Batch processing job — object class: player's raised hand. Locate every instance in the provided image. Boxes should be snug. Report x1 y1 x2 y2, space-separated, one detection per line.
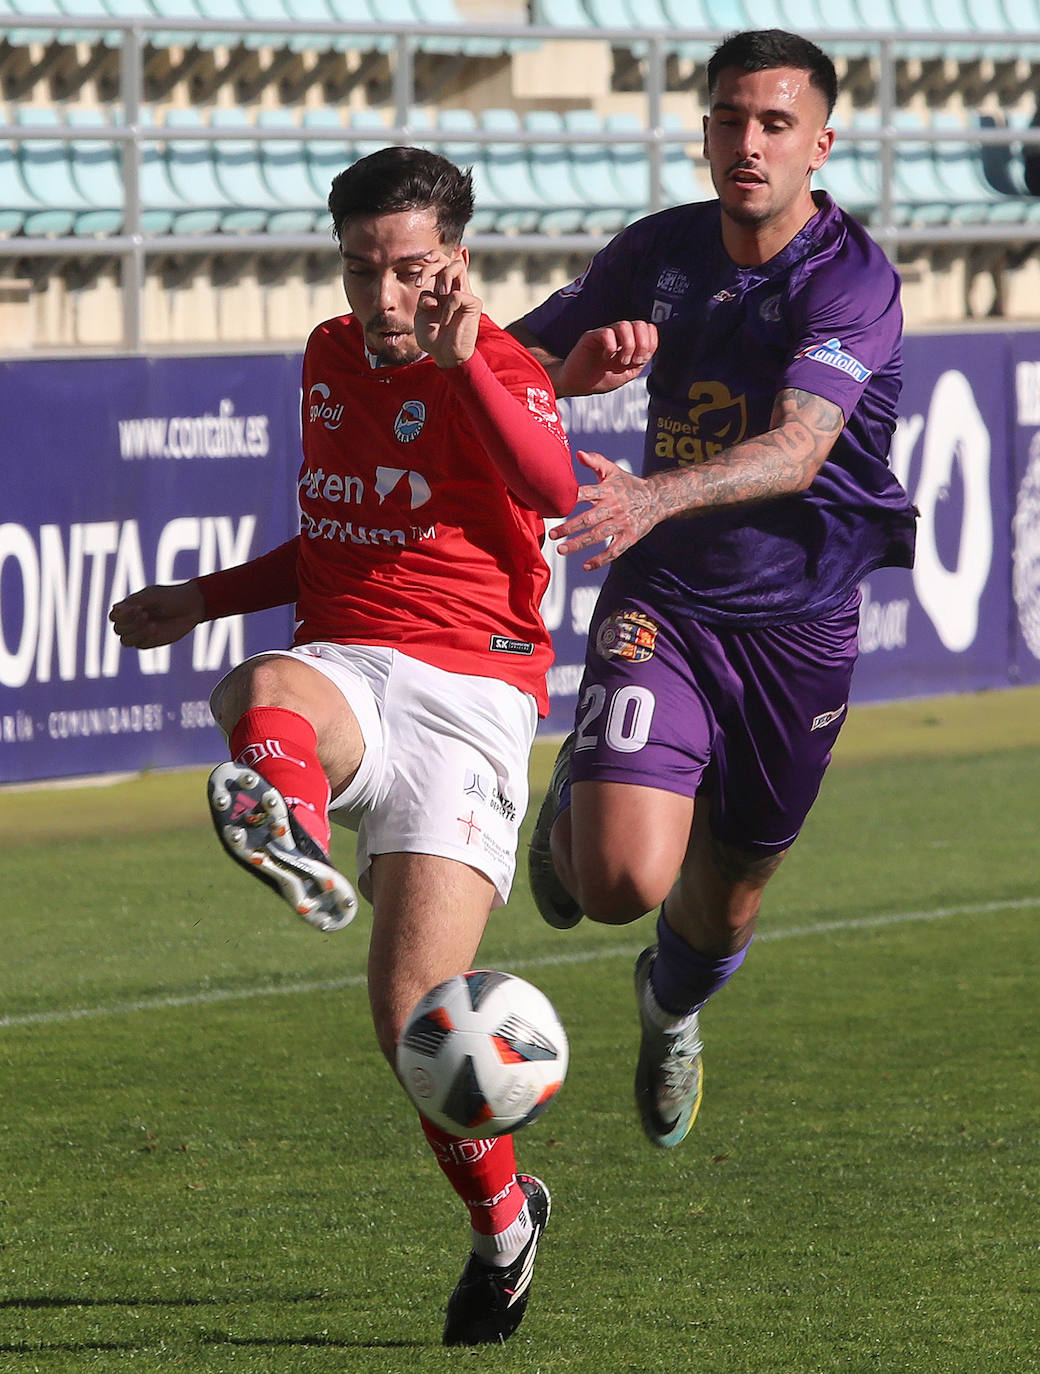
556 320 658 397
550 449 665 571
109 581 206 649
415 256 482 368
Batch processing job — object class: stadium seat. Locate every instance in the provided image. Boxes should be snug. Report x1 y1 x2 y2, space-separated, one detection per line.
477 107 545 234
521 109 587 234
302 106 359 205
255 108 327 227
280 0 372 52
161 108 259 231
210 108 318 231
16 106 124 234
560 107 631 232
1 137 78 235
815 139 878 220
529 0 591 28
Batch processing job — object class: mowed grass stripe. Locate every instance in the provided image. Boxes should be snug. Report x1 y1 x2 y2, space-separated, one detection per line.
3 892 1035 1031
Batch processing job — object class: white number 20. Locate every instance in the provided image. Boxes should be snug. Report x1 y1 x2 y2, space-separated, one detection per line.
575 683 656 754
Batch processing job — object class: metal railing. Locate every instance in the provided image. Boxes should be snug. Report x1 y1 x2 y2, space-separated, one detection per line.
2 16 1039 350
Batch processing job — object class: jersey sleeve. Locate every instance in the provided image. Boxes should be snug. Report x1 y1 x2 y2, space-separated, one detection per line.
195 536 300 620
444 324 577 515
781 238 903 422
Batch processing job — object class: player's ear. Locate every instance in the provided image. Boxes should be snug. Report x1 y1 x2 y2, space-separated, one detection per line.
811 126 835 172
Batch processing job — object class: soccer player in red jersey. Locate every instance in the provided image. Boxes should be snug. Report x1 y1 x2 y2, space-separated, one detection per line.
110 146 577 1347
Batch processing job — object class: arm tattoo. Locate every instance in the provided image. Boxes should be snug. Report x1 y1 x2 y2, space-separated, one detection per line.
643 387 845 522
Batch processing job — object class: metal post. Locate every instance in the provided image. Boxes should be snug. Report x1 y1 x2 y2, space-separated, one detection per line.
119 25 145 352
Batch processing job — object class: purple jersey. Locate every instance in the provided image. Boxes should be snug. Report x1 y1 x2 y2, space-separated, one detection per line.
524 193 917 625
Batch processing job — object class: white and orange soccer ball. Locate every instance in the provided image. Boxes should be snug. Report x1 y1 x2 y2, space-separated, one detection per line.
396 971 569 1138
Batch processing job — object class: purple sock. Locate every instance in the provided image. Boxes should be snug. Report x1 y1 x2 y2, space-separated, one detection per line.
649 909 751 1016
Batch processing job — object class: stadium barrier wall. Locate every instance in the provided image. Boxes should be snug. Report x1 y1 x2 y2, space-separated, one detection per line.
2 328 1040 785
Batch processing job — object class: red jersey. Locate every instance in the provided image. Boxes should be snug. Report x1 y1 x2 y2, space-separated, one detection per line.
293 312 573 714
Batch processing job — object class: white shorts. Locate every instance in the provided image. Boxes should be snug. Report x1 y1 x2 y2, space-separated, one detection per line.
211 643 537 908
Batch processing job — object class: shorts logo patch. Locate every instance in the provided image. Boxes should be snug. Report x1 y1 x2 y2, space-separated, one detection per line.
596 609 659 662
394 400 426 443
796 338 872 384
810 703 847 732
490 634 534 656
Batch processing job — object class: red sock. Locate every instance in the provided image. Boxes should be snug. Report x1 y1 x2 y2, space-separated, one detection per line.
228 706 332 852
420 1116 525 1238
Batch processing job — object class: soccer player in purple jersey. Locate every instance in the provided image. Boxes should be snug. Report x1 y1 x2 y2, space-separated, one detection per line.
510 29 918 1148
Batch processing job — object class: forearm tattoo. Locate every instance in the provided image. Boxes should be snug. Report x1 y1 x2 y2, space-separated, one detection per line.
645 388 844 521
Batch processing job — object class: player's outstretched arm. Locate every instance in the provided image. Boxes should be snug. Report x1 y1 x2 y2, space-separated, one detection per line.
109 582 206 650
110 536 301 650
508 319 657 399
552 388 845 571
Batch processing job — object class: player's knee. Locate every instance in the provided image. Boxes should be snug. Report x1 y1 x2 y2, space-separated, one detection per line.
574 862 670 926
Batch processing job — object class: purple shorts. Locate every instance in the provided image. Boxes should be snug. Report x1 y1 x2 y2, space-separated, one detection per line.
569 579 861 856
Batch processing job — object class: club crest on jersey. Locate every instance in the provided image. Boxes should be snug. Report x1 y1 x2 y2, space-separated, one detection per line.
796 338 872 384
596 609 659 662
394 400 426 443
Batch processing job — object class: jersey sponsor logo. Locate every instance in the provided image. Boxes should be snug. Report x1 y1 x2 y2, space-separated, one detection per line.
595 609 659 662
393 400 426 443
308 381 345 430
711 288 737 303
651 300 674 322
559 261 592 297
526 386 560 424
489 634 535 656
796 338 872 384
654 381 748 466
810 703 847 732
375 466 432 509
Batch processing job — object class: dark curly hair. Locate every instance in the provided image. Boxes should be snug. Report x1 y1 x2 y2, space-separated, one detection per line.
327 145 475 246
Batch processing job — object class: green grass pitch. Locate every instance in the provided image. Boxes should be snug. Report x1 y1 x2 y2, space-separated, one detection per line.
1 688 1038 1372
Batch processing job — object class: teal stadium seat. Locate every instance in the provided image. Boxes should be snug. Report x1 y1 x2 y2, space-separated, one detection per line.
561 107 635 232
146 0 220 51
280 0 372 53
301 106 358 205
210 107 317 232
16 106 123 234
194 0 275 50
159 108 247 231
522 109 587 234
255 108 328 227
657 0 719 61
478 107 546 234
529 0 590 28
1 134 78 235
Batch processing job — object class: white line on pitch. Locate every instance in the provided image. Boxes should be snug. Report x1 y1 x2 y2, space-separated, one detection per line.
1 895 1036 1032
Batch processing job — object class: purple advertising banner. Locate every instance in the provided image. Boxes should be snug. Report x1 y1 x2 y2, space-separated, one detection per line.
0 355 298 784
1008 334 1040 688
1 331 1036 783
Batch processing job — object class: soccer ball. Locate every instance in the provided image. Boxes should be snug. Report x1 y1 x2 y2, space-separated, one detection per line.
396 970 569 1138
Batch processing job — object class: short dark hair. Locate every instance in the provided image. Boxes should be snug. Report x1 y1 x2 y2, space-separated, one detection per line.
707 29 837 119
328 145 474 246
